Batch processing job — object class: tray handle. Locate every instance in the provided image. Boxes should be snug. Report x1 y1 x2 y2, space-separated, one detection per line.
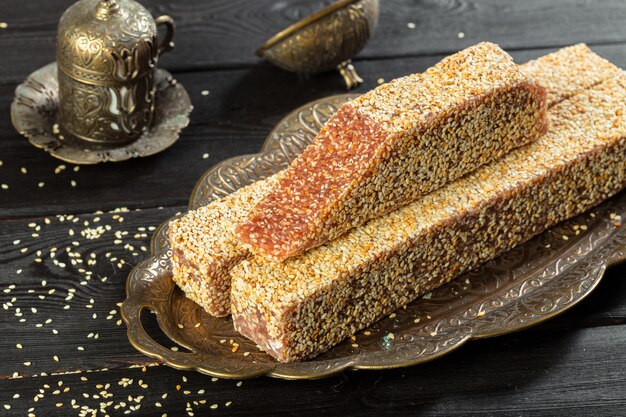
122 298 201 369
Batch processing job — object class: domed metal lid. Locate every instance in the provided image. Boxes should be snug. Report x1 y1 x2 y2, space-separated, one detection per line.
57 0 158 85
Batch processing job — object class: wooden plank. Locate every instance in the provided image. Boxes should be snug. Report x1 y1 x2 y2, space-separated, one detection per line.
1 206 625 379
2 0 626 83
1 324 626 416
0 206 180 378
3 43 626 217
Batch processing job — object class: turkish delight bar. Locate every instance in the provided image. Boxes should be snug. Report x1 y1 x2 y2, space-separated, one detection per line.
169 44 621 318
231 75 626 362
236 42 548 261
168 173 283 317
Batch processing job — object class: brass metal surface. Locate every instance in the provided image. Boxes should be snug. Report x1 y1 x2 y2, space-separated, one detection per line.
122 94 626 380
256 0 379 89
11 63 192 164
56 0 175 145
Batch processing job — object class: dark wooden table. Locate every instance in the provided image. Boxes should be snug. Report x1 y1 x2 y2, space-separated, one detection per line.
2 1 626 416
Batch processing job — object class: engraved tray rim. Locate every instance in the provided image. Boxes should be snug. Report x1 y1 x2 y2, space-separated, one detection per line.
121 94 626 380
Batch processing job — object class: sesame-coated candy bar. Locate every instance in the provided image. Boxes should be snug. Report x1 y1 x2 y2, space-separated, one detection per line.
231 75 626 362
168 173 283 316
520 44 622 107
169 44 620 318
236 42 548 261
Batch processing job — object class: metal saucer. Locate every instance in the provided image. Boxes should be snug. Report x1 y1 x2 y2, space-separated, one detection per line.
11 62 193 164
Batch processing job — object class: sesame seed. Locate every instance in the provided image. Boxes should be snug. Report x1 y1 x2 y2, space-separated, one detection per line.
407 22 416 29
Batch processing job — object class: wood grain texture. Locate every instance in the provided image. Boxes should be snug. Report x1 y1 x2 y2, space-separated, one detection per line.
0 207 180 377
2 1 626 415
1 324 626 416
1 207 625 379
2 0 626 83
3 44 626 217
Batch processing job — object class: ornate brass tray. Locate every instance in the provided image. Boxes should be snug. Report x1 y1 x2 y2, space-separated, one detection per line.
122 94 626 380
